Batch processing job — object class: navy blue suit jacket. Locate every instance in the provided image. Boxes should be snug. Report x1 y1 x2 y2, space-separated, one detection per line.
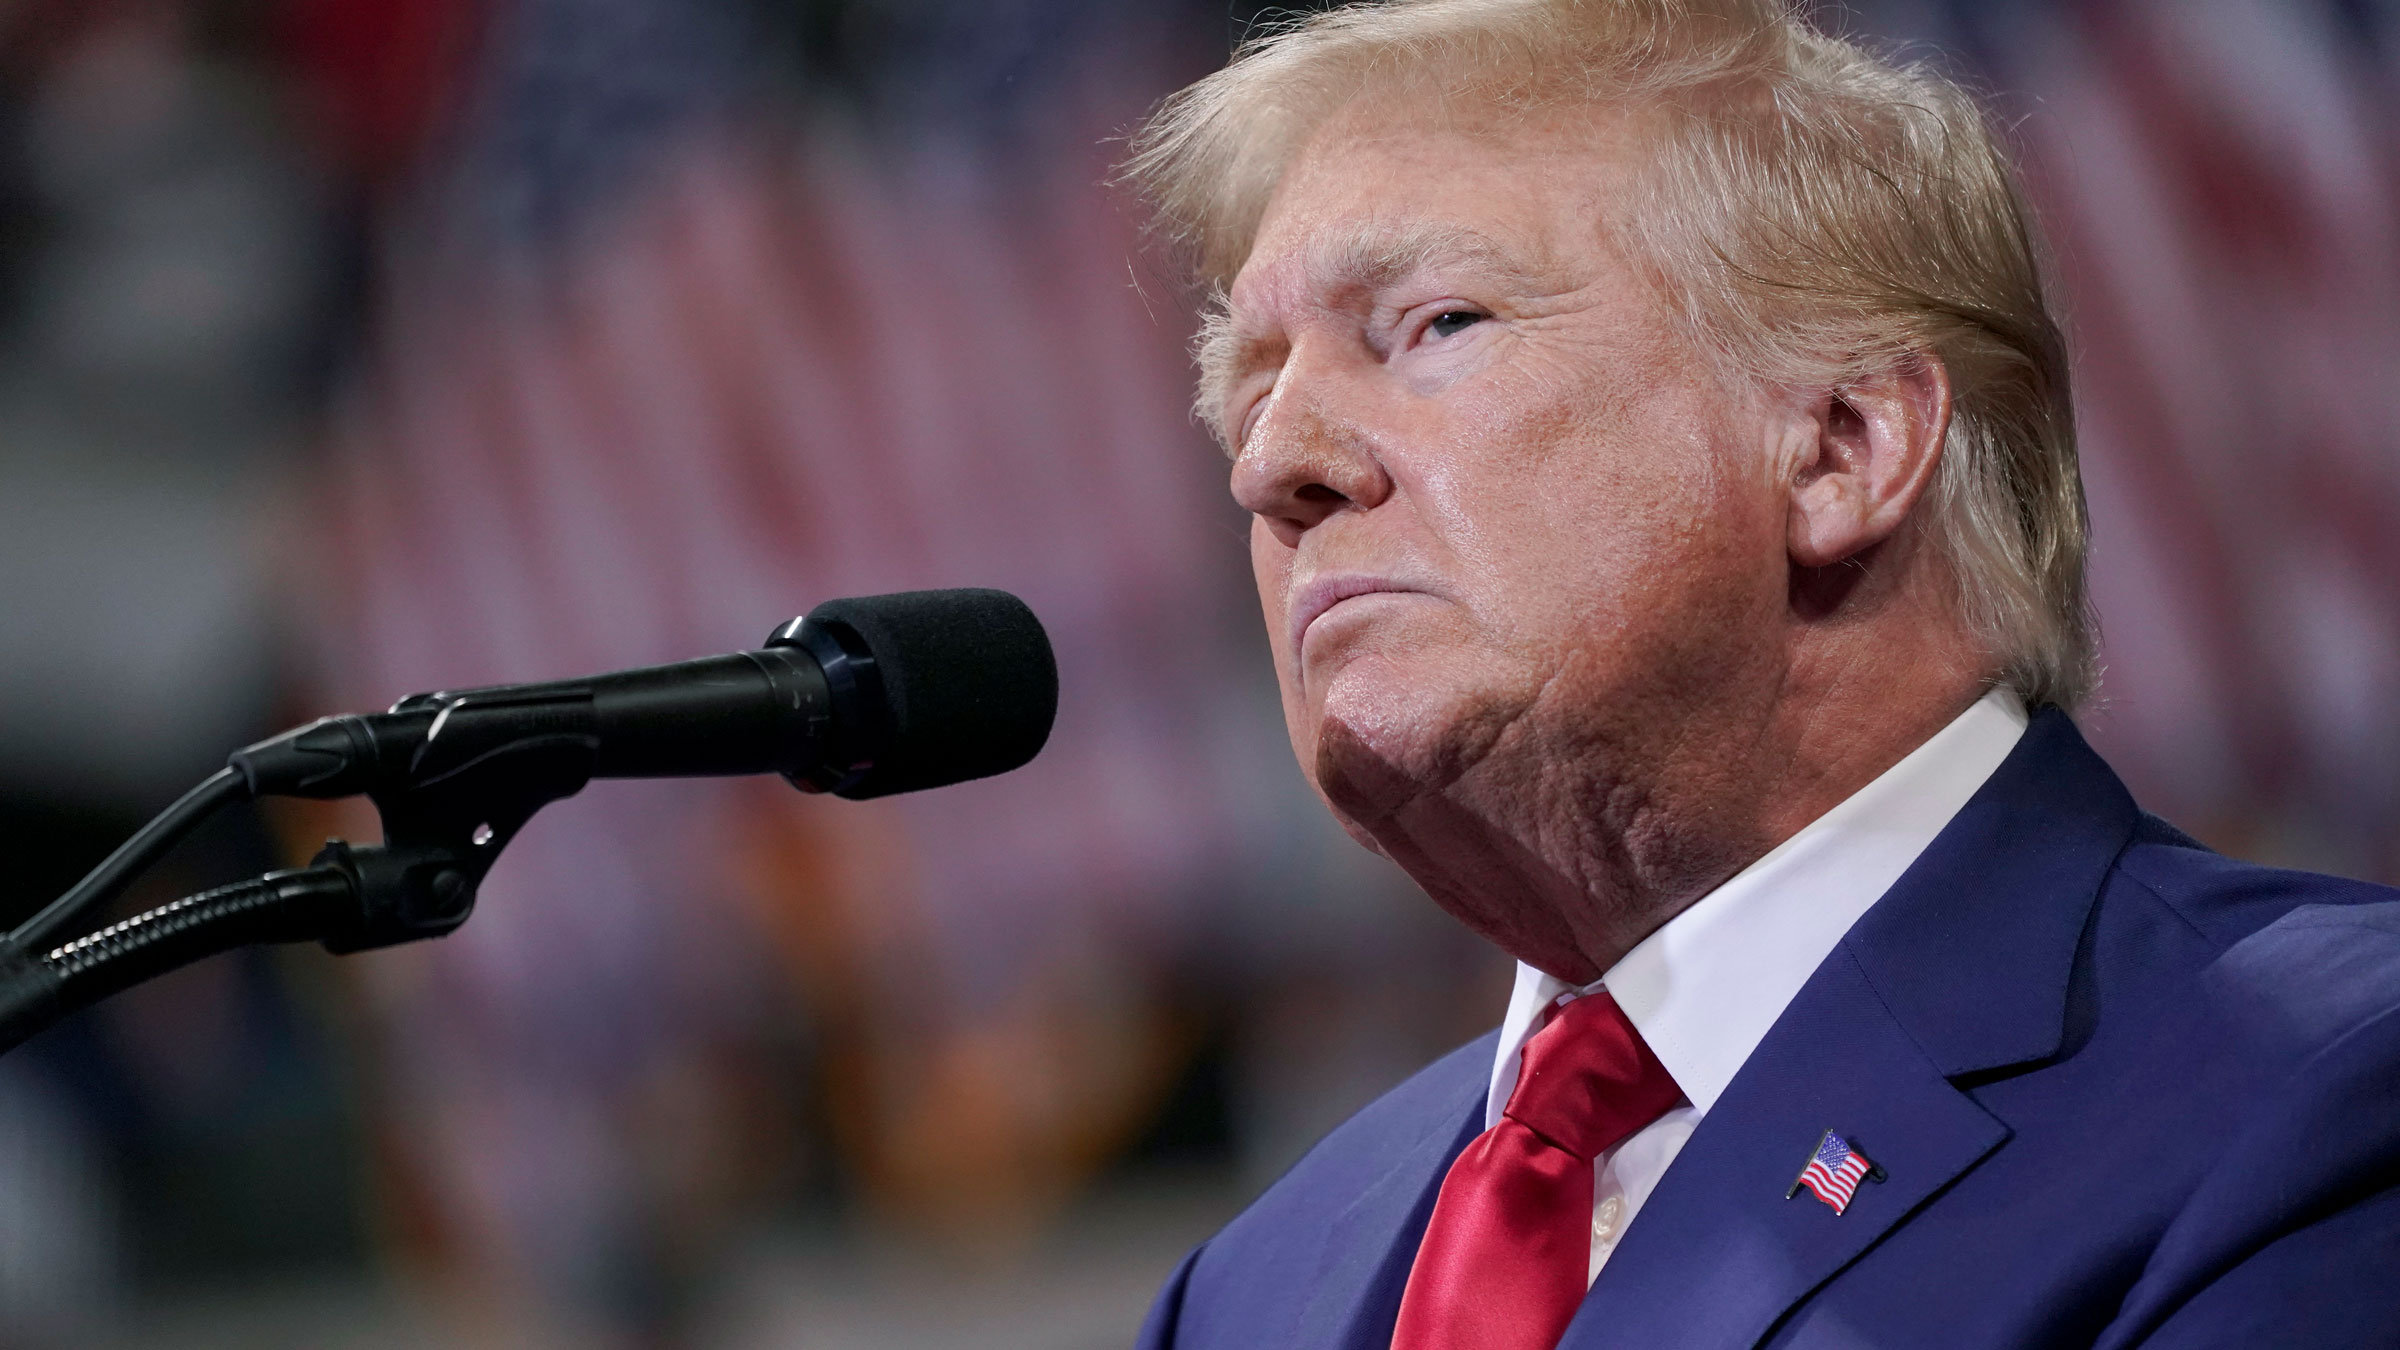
1138 712 2400 1348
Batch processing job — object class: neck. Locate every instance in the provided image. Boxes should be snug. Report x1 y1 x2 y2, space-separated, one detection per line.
1363 636 1989 986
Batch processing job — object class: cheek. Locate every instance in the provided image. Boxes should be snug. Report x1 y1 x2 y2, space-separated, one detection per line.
1442 394 1773 648
1574 453 1765 616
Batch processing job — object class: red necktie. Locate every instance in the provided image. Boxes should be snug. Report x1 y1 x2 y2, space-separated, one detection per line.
1390 991 1682 1350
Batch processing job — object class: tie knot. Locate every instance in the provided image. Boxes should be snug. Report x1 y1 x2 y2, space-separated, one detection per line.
1502 991 1682 1159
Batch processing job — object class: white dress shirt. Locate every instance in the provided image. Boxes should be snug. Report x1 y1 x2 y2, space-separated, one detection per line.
1483 688 2030 1283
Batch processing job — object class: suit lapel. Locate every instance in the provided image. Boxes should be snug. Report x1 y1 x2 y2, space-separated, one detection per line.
1565 948 2008 1347
1567 711 2139 1348
1294 1090 1485 1350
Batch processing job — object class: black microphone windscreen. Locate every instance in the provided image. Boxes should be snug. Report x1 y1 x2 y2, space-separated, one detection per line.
802 588 1058 799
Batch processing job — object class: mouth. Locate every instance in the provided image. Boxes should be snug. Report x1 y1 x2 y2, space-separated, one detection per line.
1289 575 1425 665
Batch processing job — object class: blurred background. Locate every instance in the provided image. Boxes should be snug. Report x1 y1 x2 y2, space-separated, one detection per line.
0 0 2392 1345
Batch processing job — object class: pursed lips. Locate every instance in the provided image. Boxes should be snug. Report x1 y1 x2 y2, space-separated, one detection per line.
1288 575 1427 665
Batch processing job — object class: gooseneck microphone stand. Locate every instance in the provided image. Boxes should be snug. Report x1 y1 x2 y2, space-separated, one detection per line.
0 587 1062 1058
0 693 609 1054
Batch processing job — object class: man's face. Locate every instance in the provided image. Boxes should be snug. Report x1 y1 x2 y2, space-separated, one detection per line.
1220 101 1792 870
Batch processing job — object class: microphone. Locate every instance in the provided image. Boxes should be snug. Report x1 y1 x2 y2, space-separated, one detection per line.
0 589 1054 1056
230 588 1057 803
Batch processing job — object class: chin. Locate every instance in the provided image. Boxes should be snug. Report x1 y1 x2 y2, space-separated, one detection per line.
1301 654 1520 828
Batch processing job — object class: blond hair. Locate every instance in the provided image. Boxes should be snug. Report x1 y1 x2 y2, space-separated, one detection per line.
1126 0 2096 709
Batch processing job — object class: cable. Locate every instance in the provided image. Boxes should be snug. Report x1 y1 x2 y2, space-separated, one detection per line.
9 767 250 950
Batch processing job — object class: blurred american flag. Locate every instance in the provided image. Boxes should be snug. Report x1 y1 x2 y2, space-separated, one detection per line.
1858 0 2400 881
287 0 1281 1318
278 0 2400 1327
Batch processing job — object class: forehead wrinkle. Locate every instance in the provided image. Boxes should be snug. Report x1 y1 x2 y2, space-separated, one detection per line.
1235 215 1569 332
1314 218 1547 296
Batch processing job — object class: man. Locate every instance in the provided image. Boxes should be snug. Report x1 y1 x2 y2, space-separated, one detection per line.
1124 2 2400 1347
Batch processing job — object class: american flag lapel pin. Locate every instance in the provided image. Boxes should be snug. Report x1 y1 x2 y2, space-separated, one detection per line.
1786 1129 1887 1215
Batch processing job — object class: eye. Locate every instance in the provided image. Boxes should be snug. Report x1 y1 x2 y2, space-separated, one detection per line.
1233 402 1262 455
1231 384 1274 455
1426 309 1485 340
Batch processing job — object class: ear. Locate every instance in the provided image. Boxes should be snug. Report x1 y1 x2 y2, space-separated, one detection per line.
1787 356 1953 568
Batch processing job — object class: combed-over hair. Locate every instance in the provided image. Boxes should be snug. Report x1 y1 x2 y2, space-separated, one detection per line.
1125 0 2096 709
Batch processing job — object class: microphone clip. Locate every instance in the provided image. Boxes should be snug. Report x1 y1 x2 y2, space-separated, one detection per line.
308 717 598 954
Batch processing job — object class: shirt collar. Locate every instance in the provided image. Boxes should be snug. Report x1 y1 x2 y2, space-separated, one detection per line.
1485 688 2031 1129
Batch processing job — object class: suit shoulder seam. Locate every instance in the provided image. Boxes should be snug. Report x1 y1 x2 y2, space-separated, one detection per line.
2110 864 2219 948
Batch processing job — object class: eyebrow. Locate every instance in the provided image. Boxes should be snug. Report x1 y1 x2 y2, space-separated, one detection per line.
1193 308 1252 455
1196 221 1560 450
1311 220 1555 295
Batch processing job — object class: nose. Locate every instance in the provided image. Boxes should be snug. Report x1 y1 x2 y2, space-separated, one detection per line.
1230 353 1395 549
